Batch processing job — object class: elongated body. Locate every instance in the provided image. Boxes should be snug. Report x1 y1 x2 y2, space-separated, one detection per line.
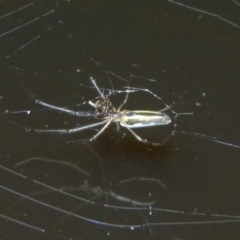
119 111 171 128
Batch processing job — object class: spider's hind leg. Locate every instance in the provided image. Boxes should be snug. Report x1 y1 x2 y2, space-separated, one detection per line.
123 124 172 146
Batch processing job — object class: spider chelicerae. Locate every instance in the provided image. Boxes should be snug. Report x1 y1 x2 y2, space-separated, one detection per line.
27 77 172 146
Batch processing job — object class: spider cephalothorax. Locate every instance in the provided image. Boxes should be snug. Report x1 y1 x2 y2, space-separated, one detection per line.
94 97 116 119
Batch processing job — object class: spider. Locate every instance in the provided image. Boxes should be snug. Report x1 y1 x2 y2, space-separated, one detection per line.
28 77 172 146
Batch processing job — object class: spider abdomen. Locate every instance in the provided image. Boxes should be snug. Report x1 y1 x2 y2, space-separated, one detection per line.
120 111 171 128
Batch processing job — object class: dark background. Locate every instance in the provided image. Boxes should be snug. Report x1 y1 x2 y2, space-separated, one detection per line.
1 1 240 239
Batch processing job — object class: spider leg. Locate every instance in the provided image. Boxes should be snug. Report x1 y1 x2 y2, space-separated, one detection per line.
116 122 120 131
90 76 105 98
117 90 130 111
21 80 94 117
123 124 172 146
125 87 193 117
68 119 113 143
35 99 94 117
31 120 108 134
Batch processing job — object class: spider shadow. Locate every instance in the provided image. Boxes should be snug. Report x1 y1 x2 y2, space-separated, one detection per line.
90 126 189 164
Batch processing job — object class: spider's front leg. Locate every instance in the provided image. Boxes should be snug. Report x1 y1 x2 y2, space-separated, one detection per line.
21 81 94 118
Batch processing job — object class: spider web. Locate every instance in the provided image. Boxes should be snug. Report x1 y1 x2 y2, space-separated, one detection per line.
1 1 240 240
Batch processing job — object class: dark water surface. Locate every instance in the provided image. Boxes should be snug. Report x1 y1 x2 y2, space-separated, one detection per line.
1 1 240 240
